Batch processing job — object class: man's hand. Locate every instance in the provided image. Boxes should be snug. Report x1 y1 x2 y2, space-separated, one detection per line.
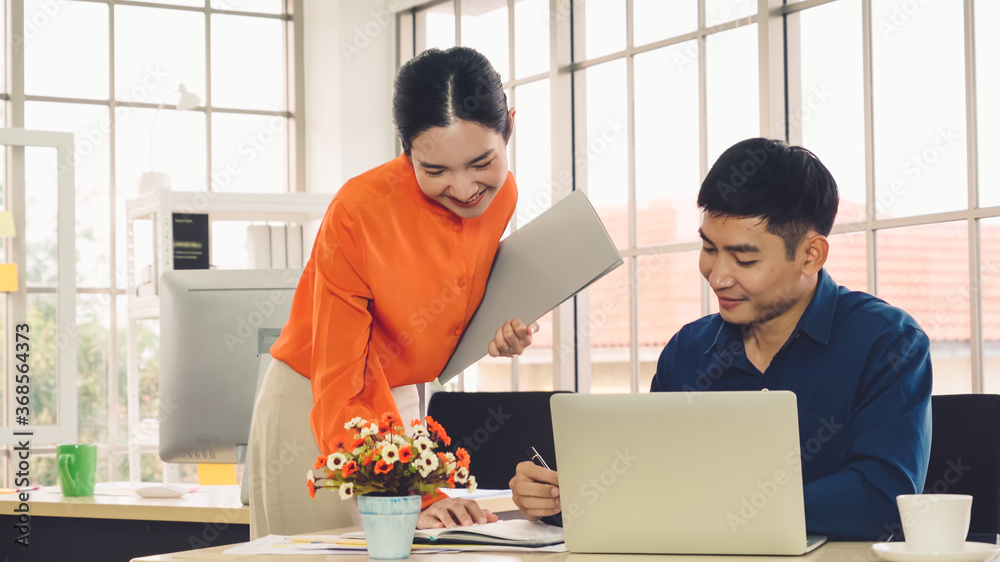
488 319 540 357
417 497 498 529
510 461 561 521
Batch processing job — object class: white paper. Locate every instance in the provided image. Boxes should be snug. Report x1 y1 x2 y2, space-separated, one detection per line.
224 534 566 555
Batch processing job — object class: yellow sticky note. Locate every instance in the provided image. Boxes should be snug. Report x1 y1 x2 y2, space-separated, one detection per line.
198 463 237 486
0 263 18 292
0 211 14 237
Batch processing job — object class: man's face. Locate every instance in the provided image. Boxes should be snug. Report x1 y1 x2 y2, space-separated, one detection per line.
698 213 812 327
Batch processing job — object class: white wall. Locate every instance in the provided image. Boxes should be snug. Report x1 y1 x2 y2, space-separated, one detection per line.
302 0 400 194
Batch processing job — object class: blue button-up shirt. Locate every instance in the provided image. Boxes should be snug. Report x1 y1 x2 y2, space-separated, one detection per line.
650 269 932 540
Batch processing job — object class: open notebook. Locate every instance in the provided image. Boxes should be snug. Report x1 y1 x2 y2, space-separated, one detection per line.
342 519 564 547
438 190 622 383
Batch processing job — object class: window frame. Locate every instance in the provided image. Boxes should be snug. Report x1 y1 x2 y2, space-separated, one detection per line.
400 0 1000 395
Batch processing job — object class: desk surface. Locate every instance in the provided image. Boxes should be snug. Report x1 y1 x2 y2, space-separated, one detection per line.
133 527 874 561
0 482 248 524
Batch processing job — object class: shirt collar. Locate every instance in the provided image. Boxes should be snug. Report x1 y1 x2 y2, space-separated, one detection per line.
704 268 838 355
794 268 838 346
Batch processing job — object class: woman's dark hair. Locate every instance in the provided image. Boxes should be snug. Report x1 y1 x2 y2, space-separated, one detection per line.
697 138 839 260
393 47 511 155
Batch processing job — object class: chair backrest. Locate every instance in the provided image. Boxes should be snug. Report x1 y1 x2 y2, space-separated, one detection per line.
924 393 1000 535
426 390 571 489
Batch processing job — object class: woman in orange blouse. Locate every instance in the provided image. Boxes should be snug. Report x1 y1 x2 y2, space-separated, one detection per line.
248 47 538 539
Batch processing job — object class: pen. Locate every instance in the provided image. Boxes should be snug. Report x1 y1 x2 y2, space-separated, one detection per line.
526 446 563 527
0 485 41 494
528 446 551 470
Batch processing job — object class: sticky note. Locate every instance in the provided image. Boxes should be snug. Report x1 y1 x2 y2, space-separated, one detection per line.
198 463 237 486
0 263 18 292
0 211 13 237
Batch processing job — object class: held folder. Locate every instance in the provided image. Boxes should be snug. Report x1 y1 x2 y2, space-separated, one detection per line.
438 189 623 384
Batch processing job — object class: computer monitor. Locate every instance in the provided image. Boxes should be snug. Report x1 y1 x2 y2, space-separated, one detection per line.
158 268 302 464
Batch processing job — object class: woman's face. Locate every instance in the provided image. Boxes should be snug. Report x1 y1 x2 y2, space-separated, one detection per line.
409 116 511 219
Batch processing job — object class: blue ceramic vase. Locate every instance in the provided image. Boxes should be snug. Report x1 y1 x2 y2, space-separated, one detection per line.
357 494 422 559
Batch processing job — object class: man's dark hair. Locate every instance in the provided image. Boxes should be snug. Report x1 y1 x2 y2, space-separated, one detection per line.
393 46 510 155
697 138 839 260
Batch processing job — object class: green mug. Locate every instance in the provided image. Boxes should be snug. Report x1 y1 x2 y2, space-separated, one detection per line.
57 444 97 497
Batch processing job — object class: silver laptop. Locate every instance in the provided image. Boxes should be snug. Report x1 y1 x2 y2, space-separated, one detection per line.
550 391 827 555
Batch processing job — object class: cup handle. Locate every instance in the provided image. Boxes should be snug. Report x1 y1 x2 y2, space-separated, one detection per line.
58 454 77 490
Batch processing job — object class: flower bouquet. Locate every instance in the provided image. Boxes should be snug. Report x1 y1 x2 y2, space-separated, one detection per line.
306 412 477 559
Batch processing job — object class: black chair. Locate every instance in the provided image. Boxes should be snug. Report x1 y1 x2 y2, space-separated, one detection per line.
923 393 1000 538
426 390 571 490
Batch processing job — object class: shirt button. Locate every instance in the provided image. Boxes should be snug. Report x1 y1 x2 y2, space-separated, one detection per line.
454 329 462 336
458 279 466 288
453 224 462 232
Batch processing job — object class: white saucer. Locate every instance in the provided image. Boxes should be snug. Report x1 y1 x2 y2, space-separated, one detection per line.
871 542 1000 562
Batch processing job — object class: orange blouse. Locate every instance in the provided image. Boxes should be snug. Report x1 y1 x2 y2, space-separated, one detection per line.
271 153 517 455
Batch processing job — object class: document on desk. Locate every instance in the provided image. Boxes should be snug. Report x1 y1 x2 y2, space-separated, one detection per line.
224 524 567 555
438 189 623 383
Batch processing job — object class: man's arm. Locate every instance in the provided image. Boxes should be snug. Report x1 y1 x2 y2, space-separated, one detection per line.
803 327 932 540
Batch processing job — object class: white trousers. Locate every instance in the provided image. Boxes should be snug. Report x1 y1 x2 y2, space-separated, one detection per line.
247 358 420 539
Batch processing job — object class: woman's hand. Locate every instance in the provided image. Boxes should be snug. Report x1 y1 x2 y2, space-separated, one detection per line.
488 319 540 357
510 461 561 521
417 497 499 529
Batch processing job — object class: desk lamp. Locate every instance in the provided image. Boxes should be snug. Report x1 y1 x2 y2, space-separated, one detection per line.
138 83 202 192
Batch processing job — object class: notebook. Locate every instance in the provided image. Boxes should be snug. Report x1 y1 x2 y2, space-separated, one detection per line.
342 519 564 547
550 391 828 555
438 189 623 383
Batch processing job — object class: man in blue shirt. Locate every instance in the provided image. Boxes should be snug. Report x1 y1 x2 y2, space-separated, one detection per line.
510 138 932 541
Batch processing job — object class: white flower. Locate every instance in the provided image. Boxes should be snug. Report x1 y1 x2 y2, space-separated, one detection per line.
417 452 439 478
381 443 400 464
444 452 456 463
467 475 478 493
361 423 379 437
453 466 469 484
339 482 354 499
345 417 364 430
413 436 434 454
307 469 314 482
392 434 408 447
327 453 348 471
411 424 430 438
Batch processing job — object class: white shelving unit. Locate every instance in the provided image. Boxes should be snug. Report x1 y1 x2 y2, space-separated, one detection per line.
124 187 333 481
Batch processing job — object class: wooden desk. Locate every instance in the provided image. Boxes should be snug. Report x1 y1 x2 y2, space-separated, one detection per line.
133 527 876 561
0 483 249 562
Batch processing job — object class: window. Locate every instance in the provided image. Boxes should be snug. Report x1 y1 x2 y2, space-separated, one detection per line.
2 0 298 486
403 0 1000 396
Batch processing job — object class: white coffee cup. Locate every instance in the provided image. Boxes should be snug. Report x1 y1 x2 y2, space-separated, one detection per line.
897 494 972 553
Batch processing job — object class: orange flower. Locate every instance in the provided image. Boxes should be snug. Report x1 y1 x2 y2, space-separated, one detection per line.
314 456 328 470
437 452 449 464
330 434 349 451
380 412 400 433
456 448 471 469
362 450 377 466
374 460 392 475
307 479 317 499
351 436 367 450
425 417 451 446
342 460 359 477
398 445 414 464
